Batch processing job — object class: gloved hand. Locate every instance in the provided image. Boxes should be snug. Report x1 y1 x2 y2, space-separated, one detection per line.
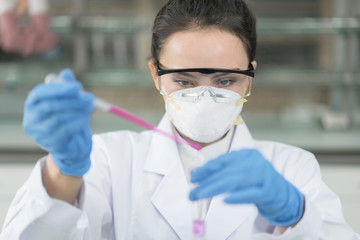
23 69 94 177
189 149 304 226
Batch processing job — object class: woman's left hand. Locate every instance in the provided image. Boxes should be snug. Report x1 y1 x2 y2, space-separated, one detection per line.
189 149 304 226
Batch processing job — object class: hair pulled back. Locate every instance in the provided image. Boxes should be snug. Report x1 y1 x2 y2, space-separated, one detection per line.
151 0 257 63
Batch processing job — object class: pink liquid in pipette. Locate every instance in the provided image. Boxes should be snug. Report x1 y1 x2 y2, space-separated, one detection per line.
108 106 202 150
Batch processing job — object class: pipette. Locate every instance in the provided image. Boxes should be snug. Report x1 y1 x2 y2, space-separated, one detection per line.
44 74 202 151
94 98 202 150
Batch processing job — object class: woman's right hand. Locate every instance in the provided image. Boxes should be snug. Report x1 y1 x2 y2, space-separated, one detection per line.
23 69 94 177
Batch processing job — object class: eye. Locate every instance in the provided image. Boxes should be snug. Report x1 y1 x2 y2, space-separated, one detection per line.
217 79 235 87
174 80 193 86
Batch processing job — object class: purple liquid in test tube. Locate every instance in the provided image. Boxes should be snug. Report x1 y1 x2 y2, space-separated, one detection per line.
193 220 205 238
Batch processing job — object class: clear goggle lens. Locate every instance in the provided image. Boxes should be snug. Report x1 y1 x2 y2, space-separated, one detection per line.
165 86 241 103
158 70 253 100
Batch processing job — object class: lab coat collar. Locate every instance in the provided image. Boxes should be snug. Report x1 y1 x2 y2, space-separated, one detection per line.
229 120 257 151
144 116 257 239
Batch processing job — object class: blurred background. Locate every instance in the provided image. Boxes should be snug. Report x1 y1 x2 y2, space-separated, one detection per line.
0 0 359 232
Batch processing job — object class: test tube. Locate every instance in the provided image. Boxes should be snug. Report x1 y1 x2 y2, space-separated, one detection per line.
193 199 207 239
190 152 207 239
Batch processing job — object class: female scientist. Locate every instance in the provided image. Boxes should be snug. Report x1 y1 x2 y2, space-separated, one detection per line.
1 0 358 239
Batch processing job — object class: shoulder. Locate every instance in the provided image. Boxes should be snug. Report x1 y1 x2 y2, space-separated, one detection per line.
255 140 315 163
254 140 320 182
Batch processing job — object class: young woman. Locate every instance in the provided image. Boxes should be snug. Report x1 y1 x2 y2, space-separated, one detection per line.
1 0 358 239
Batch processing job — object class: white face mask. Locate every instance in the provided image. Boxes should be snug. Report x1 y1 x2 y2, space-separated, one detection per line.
165 86 247 143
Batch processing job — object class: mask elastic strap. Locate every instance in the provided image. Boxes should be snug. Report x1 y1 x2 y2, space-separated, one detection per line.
232 98 247 126
160 80 181 110
167 97 181 110
236 98 248 106
232 116 244 125
167 115 175 122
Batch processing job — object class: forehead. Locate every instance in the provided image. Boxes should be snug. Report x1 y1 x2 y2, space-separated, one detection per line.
159 28 249 69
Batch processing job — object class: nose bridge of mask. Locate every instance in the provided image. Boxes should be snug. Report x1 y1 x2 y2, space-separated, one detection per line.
166 90 214 111
196 86 217 102
167 86 219 109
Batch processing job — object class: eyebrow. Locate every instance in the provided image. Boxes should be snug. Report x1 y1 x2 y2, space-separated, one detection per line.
173 72 197 79
210 72 235 80
172 72 238 81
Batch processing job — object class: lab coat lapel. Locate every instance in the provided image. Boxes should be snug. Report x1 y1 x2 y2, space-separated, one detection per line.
144 116 193 239
206 122 258 239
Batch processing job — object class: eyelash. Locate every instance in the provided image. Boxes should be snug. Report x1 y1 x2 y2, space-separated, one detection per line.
173 80 194 86
216 79 236 87
172 78 237 87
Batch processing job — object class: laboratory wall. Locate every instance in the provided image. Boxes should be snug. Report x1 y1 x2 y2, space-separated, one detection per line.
0 0 359 233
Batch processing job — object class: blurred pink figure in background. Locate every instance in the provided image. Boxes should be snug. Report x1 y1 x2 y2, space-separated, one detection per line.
0 0 58 57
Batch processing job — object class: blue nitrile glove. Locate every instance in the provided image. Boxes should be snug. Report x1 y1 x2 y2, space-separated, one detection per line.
23 69 94 177
189 149 304 226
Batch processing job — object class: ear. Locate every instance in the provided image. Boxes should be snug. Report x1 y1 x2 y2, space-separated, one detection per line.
251 60 257 70
148 60 160 90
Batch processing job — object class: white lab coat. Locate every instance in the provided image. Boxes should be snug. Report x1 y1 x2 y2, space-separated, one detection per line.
1 116 358 240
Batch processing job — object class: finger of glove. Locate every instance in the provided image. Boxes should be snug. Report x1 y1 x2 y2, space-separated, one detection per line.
190 149 257 183
24 93 94 129
224 187 263 204
26 82 82 107
59 69 77 83
190 174 246 200
57 126 92 160
189 165 262 201
190 155 230 183
190 150 258 183
45 114 91 147
29 115 89 148
189 149 272 200
24 103 91 134
28 93 94 120
223 165 287 208
26 113 90 148
259 168 289 207
51 126 92 162
50 129 92 177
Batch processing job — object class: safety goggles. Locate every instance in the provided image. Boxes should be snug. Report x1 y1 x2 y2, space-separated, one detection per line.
157 63 255 98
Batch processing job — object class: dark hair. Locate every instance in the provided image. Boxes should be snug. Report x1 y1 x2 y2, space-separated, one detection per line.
151 0 257 63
